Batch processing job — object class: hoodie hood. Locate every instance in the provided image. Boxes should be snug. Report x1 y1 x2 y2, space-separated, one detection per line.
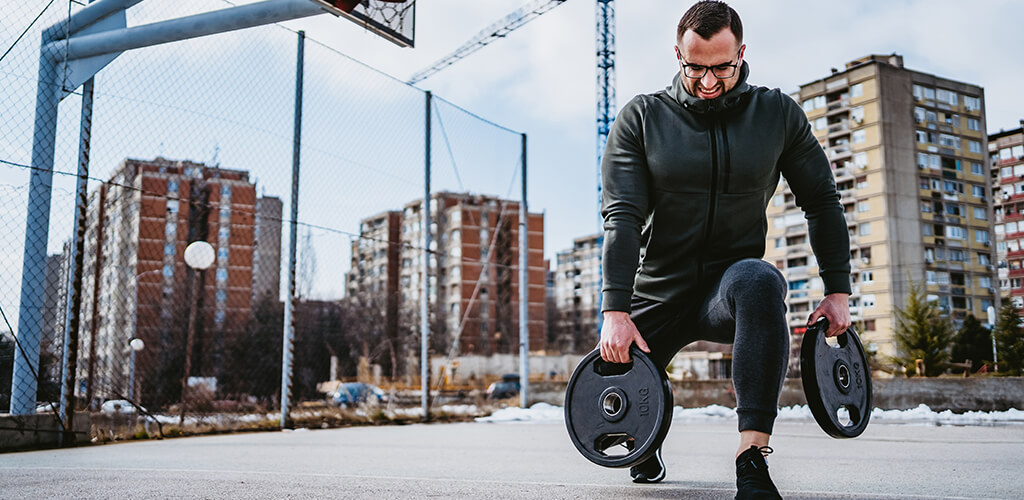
670 60 753 115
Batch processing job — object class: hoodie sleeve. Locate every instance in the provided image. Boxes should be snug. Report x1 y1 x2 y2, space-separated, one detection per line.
777 93 852 295
600 96 649 312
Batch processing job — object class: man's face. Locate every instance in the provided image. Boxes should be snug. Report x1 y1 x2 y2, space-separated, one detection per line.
675 27 745 100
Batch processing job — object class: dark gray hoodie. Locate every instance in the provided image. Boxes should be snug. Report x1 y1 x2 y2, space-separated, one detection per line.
601 62 851 312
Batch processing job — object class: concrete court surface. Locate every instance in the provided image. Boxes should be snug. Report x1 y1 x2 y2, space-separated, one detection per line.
1 418 1022 499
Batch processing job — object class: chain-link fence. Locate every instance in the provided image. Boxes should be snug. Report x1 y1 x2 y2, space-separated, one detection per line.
1 1 541 445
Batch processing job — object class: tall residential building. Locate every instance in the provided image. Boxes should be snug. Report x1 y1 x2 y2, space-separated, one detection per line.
78 158 260 405
553 233 601 353
252 196 283 306
991 125 1024 307
346 191 546 358
766 54 994 365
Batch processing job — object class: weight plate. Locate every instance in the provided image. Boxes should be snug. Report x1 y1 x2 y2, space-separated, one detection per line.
564 348 673 468
800 319 872 438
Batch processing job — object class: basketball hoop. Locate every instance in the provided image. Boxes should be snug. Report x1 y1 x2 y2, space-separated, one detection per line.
315 0 416 48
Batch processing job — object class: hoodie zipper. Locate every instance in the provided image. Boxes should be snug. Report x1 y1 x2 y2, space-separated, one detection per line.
700 120 727 286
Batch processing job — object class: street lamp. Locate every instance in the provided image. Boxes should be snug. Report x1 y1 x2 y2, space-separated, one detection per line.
180 241 215 425
128 337 144 401
988 305 998 372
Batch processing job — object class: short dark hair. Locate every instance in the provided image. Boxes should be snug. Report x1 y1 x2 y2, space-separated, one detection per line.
677 1 743 45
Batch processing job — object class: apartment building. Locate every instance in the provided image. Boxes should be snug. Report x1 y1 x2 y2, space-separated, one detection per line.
346 191 546 357
991 125 1024 306
552 233 601 353
77 158 275 405
767 54 993 363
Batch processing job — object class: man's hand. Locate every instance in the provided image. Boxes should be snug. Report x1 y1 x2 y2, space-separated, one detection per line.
807 293 851 337
600 311 650 363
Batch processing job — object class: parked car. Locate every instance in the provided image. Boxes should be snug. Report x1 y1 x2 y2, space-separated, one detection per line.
100 399 145 415
332 383 387 408
486 374 520 400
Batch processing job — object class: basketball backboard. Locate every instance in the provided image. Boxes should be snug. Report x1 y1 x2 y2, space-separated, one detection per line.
314 0 416 48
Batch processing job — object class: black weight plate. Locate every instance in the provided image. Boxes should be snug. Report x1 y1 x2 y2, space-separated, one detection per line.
800 319 872 438
564 348 673 468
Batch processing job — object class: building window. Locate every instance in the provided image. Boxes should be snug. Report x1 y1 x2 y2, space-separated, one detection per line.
852 129 866 144
164 243 175 256
964 96 981 112
850 83 863 98
967 118 980 131
978 253 991 266
862 294 875 308
975 230 990 243
850 106 864 123
168 180 179 192
861 271 874 283
855 175 868 189
945 226 966 239
162 264 174 277
857 201 869 213
970 162 983 176
936 88 958 106
216 268 228 282
969 141 982 154
858 223 871 236
974 207 987 220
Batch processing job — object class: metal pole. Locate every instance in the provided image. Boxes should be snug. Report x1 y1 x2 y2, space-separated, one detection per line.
179 270 201 426
59 75 94 445
988 305 998 372
519 133 529 409
281 30 304 429
54 0 327 61
11 40 63 415
421 91 432 421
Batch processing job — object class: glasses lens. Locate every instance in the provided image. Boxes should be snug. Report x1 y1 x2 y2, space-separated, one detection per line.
683 66 706 79
712 66 736 79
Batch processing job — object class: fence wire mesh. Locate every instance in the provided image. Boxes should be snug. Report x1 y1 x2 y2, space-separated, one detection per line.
1 0 539 444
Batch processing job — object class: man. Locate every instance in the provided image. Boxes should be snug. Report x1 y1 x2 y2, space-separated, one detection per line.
599 1 851 498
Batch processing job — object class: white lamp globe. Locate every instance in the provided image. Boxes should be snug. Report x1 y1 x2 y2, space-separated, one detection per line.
129 338 145 351
184 241 216 270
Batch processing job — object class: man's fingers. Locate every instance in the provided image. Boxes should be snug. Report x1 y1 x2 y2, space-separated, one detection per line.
806 310 822 326
634 333 651 353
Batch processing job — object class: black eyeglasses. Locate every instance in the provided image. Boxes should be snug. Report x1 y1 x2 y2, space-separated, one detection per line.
678 50 741 80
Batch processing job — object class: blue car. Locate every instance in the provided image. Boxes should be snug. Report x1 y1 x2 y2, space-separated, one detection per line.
332 383 387 407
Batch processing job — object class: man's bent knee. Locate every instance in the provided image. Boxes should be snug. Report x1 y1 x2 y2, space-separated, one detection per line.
728 259 787 298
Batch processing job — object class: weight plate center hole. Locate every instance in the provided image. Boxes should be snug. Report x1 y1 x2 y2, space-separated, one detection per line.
603 392 623 417
837 364 850 389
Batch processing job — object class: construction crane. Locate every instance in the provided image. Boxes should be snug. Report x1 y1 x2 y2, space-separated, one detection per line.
407 0 568 85
594 0 614 337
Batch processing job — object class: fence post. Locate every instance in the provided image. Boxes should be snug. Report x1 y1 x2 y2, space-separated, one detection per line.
421 91 432 421
58 76 95 445
281 30 304 430
519 133 529 408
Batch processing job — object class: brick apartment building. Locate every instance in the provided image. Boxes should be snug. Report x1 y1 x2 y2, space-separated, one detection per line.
346 191 546 359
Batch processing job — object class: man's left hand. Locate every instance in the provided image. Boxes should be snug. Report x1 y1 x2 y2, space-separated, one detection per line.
807 293 851 337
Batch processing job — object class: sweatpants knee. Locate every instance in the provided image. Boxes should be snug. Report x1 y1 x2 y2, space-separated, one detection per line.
728 259 787 300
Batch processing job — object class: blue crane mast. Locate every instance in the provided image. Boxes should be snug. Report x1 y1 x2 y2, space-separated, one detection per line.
595 0 614 336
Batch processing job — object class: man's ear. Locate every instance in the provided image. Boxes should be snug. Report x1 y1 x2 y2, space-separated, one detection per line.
738 43 746 62
674 45 681 60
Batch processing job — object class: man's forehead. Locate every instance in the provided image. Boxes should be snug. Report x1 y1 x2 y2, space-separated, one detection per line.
678 28 739 63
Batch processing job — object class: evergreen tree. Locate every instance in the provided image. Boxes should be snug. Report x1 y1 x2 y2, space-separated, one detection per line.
992 301 1024 375
951 314 993 373
891 280 954 376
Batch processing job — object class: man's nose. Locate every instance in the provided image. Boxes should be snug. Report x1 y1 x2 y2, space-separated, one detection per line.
700 71 718 89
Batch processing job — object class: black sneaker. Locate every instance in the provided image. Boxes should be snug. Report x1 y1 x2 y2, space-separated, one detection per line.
630 448 665 483
735 445 782 500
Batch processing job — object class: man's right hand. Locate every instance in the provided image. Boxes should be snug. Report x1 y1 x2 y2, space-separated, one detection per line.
600 311 651 364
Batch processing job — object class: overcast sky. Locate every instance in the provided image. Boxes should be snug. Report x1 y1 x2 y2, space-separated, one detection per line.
2 0 1022 315
284 0 1024 265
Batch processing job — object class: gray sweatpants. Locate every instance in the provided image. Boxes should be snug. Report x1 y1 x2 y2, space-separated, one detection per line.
629 258 789 434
